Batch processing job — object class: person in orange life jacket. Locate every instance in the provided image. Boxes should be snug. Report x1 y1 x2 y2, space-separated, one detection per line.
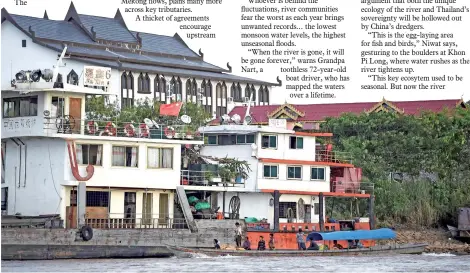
257 236 266 250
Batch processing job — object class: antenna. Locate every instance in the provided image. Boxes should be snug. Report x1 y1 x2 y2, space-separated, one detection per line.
53 46 67 83
243 91 253 125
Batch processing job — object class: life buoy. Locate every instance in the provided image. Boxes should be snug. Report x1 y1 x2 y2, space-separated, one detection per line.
86 121 98 135
104 122 117 136
81 225 93 241
139 124 149 138
124 123 135 137
186 129 194 139
164 126 175 138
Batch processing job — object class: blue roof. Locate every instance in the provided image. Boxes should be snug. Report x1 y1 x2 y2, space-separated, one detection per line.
134 32 199 58
9 14 95 44
306 228 396 241
40 42 224 72
77 14 137 44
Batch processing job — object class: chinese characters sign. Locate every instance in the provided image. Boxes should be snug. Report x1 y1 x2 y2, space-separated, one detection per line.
83 66 111 88
268 119 287 129
2 117 37 134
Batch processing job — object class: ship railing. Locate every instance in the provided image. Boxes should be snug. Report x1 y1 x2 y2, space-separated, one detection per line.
331 181 374 195
315 149 353 164
84 213 188 229
43 117 204 141
180 170 245 187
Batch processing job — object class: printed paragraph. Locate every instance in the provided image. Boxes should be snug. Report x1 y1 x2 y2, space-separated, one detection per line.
360 0 470 91
240 0 348 99
122 0 223 39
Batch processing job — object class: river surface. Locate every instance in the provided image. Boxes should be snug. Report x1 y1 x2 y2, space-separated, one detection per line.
2 253 469 272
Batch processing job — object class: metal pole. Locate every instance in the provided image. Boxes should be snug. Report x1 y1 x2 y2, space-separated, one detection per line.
222 191 226 218
319 192 324 232
273 190 280 231
369 195 375 230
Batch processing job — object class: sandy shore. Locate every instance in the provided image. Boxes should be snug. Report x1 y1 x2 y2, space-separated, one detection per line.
394 229 470 254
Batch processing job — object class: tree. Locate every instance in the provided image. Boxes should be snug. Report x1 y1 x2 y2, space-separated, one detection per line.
321 108 470 227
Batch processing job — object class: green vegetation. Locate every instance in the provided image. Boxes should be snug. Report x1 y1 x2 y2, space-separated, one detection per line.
85 96 211 130
322 107 470 227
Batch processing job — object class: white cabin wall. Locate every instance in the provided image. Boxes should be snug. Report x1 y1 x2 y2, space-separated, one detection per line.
257 134 316 161
200 145 258 190
217 192 272 226
63 140 182 190
257 162 331 192
2 138 66 216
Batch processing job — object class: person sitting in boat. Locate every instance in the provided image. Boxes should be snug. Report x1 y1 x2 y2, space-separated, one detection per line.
268 233 275 250
355 240 364 248
333 240 343 249
348 240 356 249
243 237 251 250
257 236 266 251
214 239 221 249
307 239 319 251
296 228 306 250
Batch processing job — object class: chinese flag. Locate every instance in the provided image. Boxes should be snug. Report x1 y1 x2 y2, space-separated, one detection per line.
160 102 183 116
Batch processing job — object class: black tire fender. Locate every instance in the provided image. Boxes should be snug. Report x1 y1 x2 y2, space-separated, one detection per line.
81 225 93 241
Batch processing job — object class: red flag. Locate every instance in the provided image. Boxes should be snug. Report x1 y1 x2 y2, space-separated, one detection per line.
160 102 182 116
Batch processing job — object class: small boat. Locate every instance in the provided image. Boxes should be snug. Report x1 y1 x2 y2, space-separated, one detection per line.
168 228 428 257
168 244 427 257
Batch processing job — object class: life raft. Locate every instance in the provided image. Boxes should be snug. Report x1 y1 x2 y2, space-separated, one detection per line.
164 126 175 138
124 123 135 137
103 122 117 136
86 121 98 135
139 123 150 138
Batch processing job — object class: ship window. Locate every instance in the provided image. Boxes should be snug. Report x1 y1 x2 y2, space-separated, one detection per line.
290 136 303 149
279 202 297 218
287 166 302 180
51 97 65 118
311 167 325 180
217 135 236 145
76 144 103 166
314 203 320 215
147 147 173 169
3 96 38 118
236 135 246 144
263 165 278 178
86 191 109 207
207 135 217 145
22 40 26 47
261 135 277 149
112 146 138 167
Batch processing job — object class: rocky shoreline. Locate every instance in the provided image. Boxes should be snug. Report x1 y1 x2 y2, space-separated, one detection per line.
394 229 470 255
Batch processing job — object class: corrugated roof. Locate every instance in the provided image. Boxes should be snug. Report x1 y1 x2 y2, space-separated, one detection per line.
78 14 137 44
133 31 198 58
40 42 225 71
227 99 464 123
9 14 94 44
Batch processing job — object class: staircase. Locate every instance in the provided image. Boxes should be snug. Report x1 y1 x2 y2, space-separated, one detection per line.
175 186 198 232
173 200 188 229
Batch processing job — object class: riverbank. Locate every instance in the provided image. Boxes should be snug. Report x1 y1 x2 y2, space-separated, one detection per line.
394 229 470 254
